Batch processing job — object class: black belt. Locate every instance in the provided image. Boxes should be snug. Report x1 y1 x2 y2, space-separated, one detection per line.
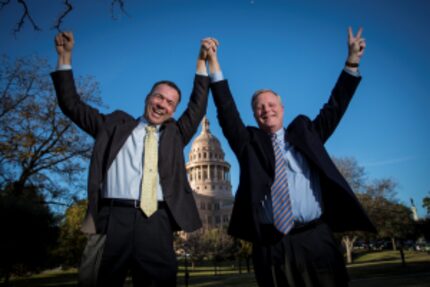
290 218 323 234
101 198 167 209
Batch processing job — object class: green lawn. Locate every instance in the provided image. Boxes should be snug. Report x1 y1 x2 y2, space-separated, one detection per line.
3 251 430 287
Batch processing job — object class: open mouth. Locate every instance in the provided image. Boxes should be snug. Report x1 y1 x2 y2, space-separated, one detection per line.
151 107 165 118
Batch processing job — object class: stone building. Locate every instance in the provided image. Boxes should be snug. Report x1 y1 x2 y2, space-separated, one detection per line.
186 117 234 229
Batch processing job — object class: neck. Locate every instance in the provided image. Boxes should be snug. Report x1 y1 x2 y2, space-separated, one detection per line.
262 126 283 134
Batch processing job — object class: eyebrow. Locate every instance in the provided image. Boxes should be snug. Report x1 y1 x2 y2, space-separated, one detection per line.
154 93 177 106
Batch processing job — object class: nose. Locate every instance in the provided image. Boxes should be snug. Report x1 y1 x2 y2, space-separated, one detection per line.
155 98 167 109
261 104 268 113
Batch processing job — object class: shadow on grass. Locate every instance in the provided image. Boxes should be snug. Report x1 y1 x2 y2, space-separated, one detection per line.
349 261 430 287
1 272 77 287
3 257 430 287
349 260 430 279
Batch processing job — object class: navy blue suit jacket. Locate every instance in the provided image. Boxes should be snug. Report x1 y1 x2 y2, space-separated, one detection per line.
211 70 376 244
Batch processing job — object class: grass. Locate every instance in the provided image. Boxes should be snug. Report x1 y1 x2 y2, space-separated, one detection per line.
352 250 430 264
346 250 430 286
2 251 429 287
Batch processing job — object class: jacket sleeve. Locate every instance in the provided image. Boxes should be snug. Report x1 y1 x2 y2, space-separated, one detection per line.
176 74 210 146
51 70 105 138
312 70 361 143
210 80 250 157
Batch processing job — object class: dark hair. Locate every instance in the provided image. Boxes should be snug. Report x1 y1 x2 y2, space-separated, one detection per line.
147 80 182 104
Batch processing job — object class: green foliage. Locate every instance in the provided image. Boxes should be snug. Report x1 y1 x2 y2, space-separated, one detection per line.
360 180 415 240
53 200 88 268
204 228 235 263
178 227 235 269
423 194 430 215
333 156 416 263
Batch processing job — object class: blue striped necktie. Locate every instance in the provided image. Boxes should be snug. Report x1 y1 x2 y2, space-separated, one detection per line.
271 133 294 235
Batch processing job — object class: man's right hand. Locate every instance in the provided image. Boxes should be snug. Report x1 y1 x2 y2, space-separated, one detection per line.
205 38 221 74
55 32 74 66
197 37 219 75
199 37 219 61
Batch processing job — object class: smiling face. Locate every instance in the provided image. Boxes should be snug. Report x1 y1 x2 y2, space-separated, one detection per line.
144 83 180 125
252 90 284 134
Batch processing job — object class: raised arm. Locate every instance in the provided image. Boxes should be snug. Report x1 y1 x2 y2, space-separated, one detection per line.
208 41 250 157
51 32 105 138
345 27 366 73
313 27 365 143
176 38 213 145
55 31 74 66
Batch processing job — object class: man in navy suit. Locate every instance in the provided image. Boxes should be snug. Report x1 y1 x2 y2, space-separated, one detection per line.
52 32 216 286
206 28 375 286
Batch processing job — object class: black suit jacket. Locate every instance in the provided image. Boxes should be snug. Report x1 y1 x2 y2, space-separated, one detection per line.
51 70 209 234
211 70 376 244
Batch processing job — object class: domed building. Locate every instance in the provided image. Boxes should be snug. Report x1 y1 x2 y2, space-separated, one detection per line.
186 116 234 229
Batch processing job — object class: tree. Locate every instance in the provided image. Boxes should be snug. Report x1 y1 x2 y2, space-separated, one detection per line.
177 227 235 273
332 156 366 192
0 0 128 35
0 55 104 206
331 156 416 263
423 193 430 215
205 228 235 275
332 156 366 263
235 239 252 274
54 199 87 268
177 230 209 269
363 179 415 250
0 185 59 285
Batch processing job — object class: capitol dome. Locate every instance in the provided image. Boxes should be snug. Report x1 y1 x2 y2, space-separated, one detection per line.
186 116 233 228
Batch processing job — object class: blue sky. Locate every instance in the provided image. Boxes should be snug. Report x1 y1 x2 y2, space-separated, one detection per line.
1 0 429 217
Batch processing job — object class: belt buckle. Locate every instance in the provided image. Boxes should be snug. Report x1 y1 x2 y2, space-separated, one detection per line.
133 200 139 208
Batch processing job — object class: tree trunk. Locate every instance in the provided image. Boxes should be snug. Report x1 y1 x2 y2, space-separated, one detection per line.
342 235 357 264
391 237 397 251
238 258 242 274
246 256 251 273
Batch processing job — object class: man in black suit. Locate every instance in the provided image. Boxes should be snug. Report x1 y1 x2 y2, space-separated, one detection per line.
51 32 215 286
206 28 376 286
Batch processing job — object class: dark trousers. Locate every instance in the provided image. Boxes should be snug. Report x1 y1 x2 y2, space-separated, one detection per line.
252 221 349 287
96 203 177 287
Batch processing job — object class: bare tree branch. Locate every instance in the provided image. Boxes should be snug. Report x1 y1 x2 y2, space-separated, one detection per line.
0 77 34 118
35 199 71 207
2 0 131 34
111 0 129 20
0 0 12 10
14 0 41 34
53 0 73 32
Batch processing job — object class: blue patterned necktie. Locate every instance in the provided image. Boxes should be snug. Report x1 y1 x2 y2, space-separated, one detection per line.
271 133 294 235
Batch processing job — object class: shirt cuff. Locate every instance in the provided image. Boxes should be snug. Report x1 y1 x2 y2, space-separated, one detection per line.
343 67 360 77
57 64 72 71
210 71 224 83
196 71 209 77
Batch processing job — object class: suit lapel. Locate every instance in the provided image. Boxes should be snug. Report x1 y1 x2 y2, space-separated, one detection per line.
285 124 316 162
253 129 275 180
106 120 139 170
158 122 172 180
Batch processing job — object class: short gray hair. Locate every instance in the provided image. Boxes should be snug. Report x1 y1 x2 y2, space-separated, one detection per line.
251 89 282 111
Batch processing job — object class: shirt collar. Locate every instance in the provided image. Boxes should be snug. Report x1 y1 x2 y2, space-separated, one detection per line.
139 116 161 131
273 128 285 141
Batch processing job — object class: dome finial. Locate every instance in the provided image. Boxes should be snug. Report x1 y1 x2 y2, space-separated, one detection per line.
202 115 210 134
